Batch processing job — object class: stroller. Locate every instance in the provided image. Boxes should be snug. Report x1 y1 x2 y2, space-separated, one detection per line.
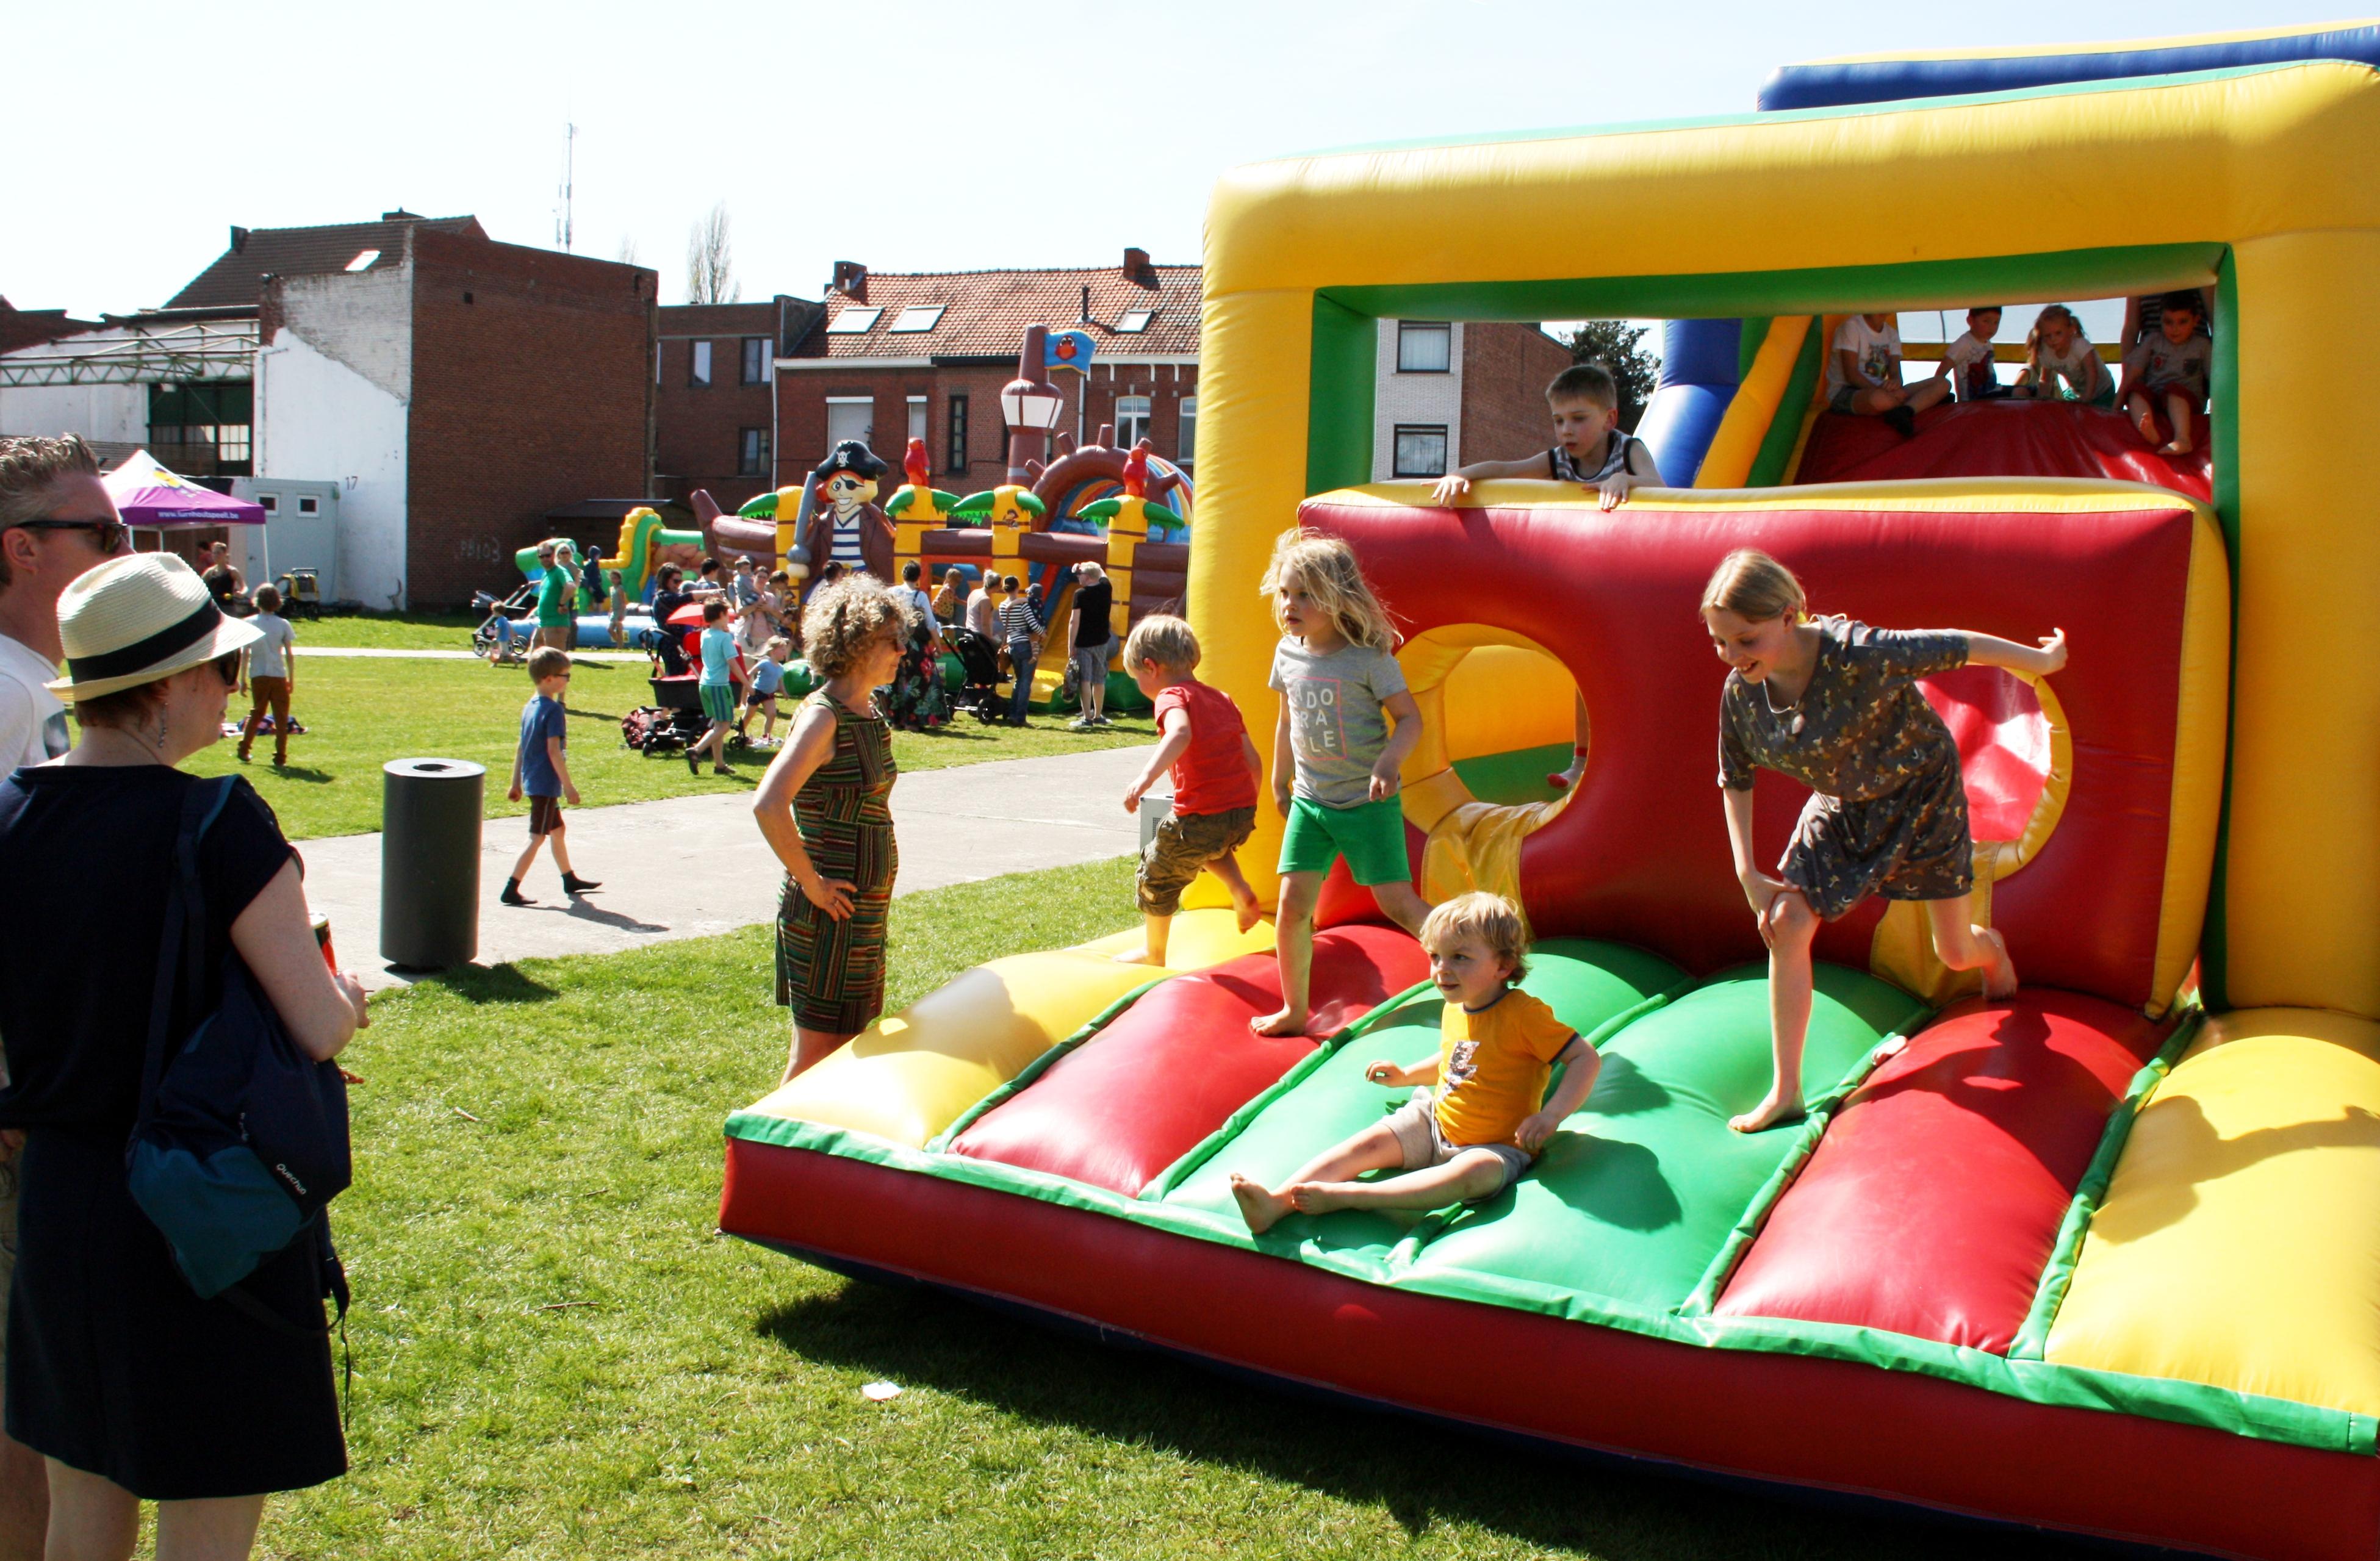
945 628 1008 724
470 584 537 661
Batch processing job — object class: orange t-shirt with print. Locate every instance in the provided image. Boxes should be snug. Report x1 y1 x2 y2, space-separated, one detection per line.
1433 988 1579 1147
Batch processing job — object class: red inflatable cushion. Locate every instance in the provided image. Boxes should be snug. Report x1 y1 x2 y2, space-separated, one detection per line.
1714 991 2168 1353
948 925 1431 1194
1794 399 2212 500
1921 666 2051 844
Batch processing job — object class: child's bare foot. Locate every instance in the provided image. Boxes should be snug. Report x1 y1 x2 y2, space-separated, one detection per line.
1250 1006 1307 1037
1231 1174 1294 1233
2159 437 2194 456
1112 946 1164 967
1979 927 2018 999
1871 1034 1908 1064
1730 1090 1805 1133
2135 412 2160 445
1231 887 1263 934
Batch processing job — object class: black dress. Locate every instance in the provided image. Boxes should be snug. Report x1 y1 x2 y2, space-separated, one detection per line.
0 765 346 1500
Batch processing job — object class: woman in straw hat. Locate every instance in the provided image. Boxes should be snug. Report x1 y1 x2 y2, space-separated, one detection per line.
0 552 365 1558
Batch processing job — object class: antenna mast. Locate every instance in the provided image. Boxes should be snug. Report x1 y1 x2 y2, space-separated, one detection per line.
556 122 576 253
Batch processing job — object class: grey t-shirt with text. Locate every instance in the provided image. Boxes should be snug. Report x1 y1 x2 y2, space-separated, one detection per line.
1269 638 1408 809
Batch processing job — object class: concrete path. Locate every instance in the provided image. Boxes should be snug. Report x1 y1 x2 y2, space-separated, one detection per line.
300 742 1155 991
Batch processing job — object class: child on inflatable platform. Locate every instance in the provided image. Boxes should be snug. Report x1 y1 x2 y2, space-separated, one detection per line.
1430 362 1657 792
1932 306 2012 403
1253 528 1432 1038
2015 305 2115 408
2119 291 2213 458
1703 550 2066 1133
1115 614 1265 966
1232 892 1598 1233
1824 313 1948 438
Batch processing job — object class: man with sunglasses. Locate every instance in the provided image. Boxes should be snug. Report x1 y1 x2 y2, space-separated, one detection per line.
0 432 127 1559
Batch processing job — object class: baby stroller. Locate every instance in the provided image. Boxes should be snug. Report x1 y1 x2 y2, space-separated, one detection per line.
945 628 1007 724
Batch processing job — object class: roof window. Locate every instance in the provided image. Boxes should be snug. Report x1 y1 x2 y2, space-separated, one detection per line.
344 249 381 272
1115 309 1154 333
825 307 882 334
889 305 945 332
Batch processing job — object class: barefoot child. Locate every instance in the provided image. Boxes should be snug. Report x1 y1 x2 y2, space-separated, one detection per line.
2119 291 2212 456
1233 893 1598 1233
503 647 600 905
1253 528 1432 1036
1825 312 1948 437
1703 550 2066 1132
1430 362 1660 791
2015 304 2114 407
1116 614 1264 964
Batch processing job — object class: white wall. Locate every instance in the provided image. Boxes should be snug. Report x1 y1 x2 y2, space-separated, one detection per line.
1371 319 1465 482
254 265 411 608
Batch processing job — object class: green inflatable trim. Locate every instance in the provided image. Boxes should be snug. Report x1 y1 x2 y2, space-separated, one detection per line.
1743 319 1825 488
1449 744 1570 805
728 944 2378 1456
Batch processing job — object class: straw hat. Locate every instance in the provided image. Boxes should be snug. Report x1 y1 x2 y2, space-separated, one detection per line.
47 552 262 701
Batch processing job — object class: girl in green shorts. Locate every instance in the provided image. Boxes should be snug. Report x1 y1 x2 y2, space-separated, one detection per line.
1252 528 1432 1038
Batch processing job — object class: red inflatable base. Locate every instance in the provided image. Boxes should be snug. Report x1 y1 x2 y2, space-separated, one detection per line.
721 1139 2379 1561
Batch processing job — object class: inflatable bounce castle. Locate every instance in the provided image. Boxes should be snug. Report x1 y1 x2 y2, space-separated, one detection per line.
721 24 2380 1558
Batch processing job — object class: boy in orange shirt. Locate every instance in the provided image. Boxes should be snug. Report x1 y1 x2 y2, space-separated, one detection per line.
1232 892 1598 1232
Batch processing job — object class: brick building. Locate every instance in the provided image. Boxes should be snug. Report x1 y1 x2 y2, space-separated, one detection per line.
653 297 822 512
1371 318 1578 480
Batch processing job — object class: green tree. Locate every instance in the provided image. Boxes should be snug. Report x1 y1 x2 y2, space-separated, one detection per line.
1562 320 1660 431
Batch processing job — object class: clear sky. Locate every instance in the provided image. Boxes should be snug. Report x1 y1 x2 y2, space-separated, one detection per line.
4 1 2348 321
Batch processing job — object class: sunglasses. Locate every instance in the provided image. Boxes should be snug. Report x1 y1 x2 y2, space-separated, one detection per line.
213 651 242 687
16 517 128 554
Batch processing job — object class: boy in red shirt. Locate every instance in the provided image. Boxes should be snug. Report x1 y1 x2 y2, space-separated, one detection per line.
1116 614 1264 965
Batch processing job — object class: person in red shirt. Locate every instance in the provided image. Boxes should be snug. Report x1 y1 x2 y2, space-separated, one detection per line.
1115 614 1263 965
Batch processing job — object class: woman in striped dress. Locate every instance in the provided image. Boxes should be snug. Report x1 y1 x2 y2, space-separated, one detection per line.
755 576 906 1080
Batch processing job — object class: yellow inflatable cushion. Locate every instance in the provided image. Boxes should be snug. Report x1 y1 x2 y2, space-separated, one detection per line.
2046 1008 2380 1418
741 908 1273 1147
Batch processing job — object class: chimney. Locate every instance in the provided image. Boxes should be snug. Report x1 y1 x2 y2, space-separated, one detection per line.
830 260 868 301
1080 285 1091 323
1123 246 1153 287
381 208 420 221
229 226 250 254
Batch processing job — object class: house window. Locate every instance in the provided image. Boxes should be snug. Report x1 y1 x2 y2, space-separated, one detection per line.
947 393 969 474
825 396 874 450
738 427 770 476
741 337 769 384
1115 309 1154 333
257 494 279 514
297 495 319 515
1115 395 1152 449
825 307 881 334
214 424 251 470
690 340 713 387
889 305 945 332
907 395 928 451
1392 425 1449 477
1177 396 1196 468
1397 321 1452 373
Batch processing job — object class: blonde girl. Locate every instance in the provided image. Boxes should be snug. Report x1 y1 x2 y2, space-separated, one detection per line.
1703 549 2066 1132
1253 528 1431 1037
2016 304 2115 408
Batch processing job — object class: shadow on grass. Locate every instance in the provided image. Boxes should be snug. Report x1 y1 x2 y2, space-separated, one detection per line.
256 764 337 784
755 1280 2096 1561
402 961 561 1004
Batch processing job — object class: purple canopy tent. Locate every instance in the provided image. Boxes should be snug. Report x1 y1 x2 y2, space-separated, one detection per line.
102 450 265 527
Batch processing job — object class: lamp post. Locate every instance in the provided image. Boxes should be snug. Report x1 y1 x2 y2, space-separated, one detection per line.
1001 324 1067 484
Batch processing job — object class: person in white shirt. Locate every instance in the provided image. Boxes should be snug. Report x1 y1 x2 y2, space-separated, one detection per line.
1932 306 2013 403
0 431 131 1559
1824 312 1949 438
237 584 300 766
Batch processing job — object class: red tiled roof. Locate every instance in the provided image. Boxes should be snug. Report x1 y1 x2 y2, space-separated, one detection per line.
165 214 487 309
790 264 1201 361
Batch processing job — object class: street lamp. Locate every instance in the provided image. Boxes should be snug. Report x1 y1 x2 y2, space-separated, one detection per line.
1002 324 1068 483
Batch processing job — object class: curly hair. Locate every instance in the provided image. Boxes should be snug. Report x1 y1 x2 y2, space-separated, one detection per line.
1418 891 1533 982
0 433 101 590
800 574 907 677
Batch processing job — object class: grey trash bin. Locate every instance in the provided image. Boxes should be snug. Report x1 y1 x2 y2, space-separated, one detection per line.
381 757 485 969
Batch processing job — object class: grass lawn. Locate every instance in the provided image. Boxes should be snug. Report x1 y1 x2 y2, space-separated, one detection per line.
261 856 2088 1561
182 655 1156 839
295 611 489 651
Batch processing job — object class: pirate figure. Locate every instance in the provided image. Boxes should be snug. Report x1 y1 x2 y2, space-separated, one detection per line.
800 440 893 596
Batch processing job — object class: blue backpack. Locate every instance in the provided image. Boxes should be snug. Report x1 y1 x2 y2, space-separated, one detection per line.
128 777 351 1324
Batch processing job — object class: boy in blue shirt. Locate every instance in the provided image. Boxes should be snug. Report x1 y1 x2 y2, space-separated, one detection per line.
686 600 739 776
738 634 792 744
503 647 599 905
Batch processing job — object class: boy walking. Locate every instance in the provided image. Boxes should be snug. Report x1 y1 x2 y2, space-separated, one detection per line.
687 600 739 775
1115 615 1264 964
235 584 299 766
503 647 599 905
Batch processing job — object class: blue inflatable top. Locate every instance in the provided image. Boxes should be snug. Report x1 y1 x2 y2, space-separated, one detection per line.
1758 21 2380 112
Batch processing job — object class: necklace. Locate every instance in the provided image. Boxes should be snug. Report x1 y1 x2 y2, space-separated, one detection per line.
1760 679 1808 736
